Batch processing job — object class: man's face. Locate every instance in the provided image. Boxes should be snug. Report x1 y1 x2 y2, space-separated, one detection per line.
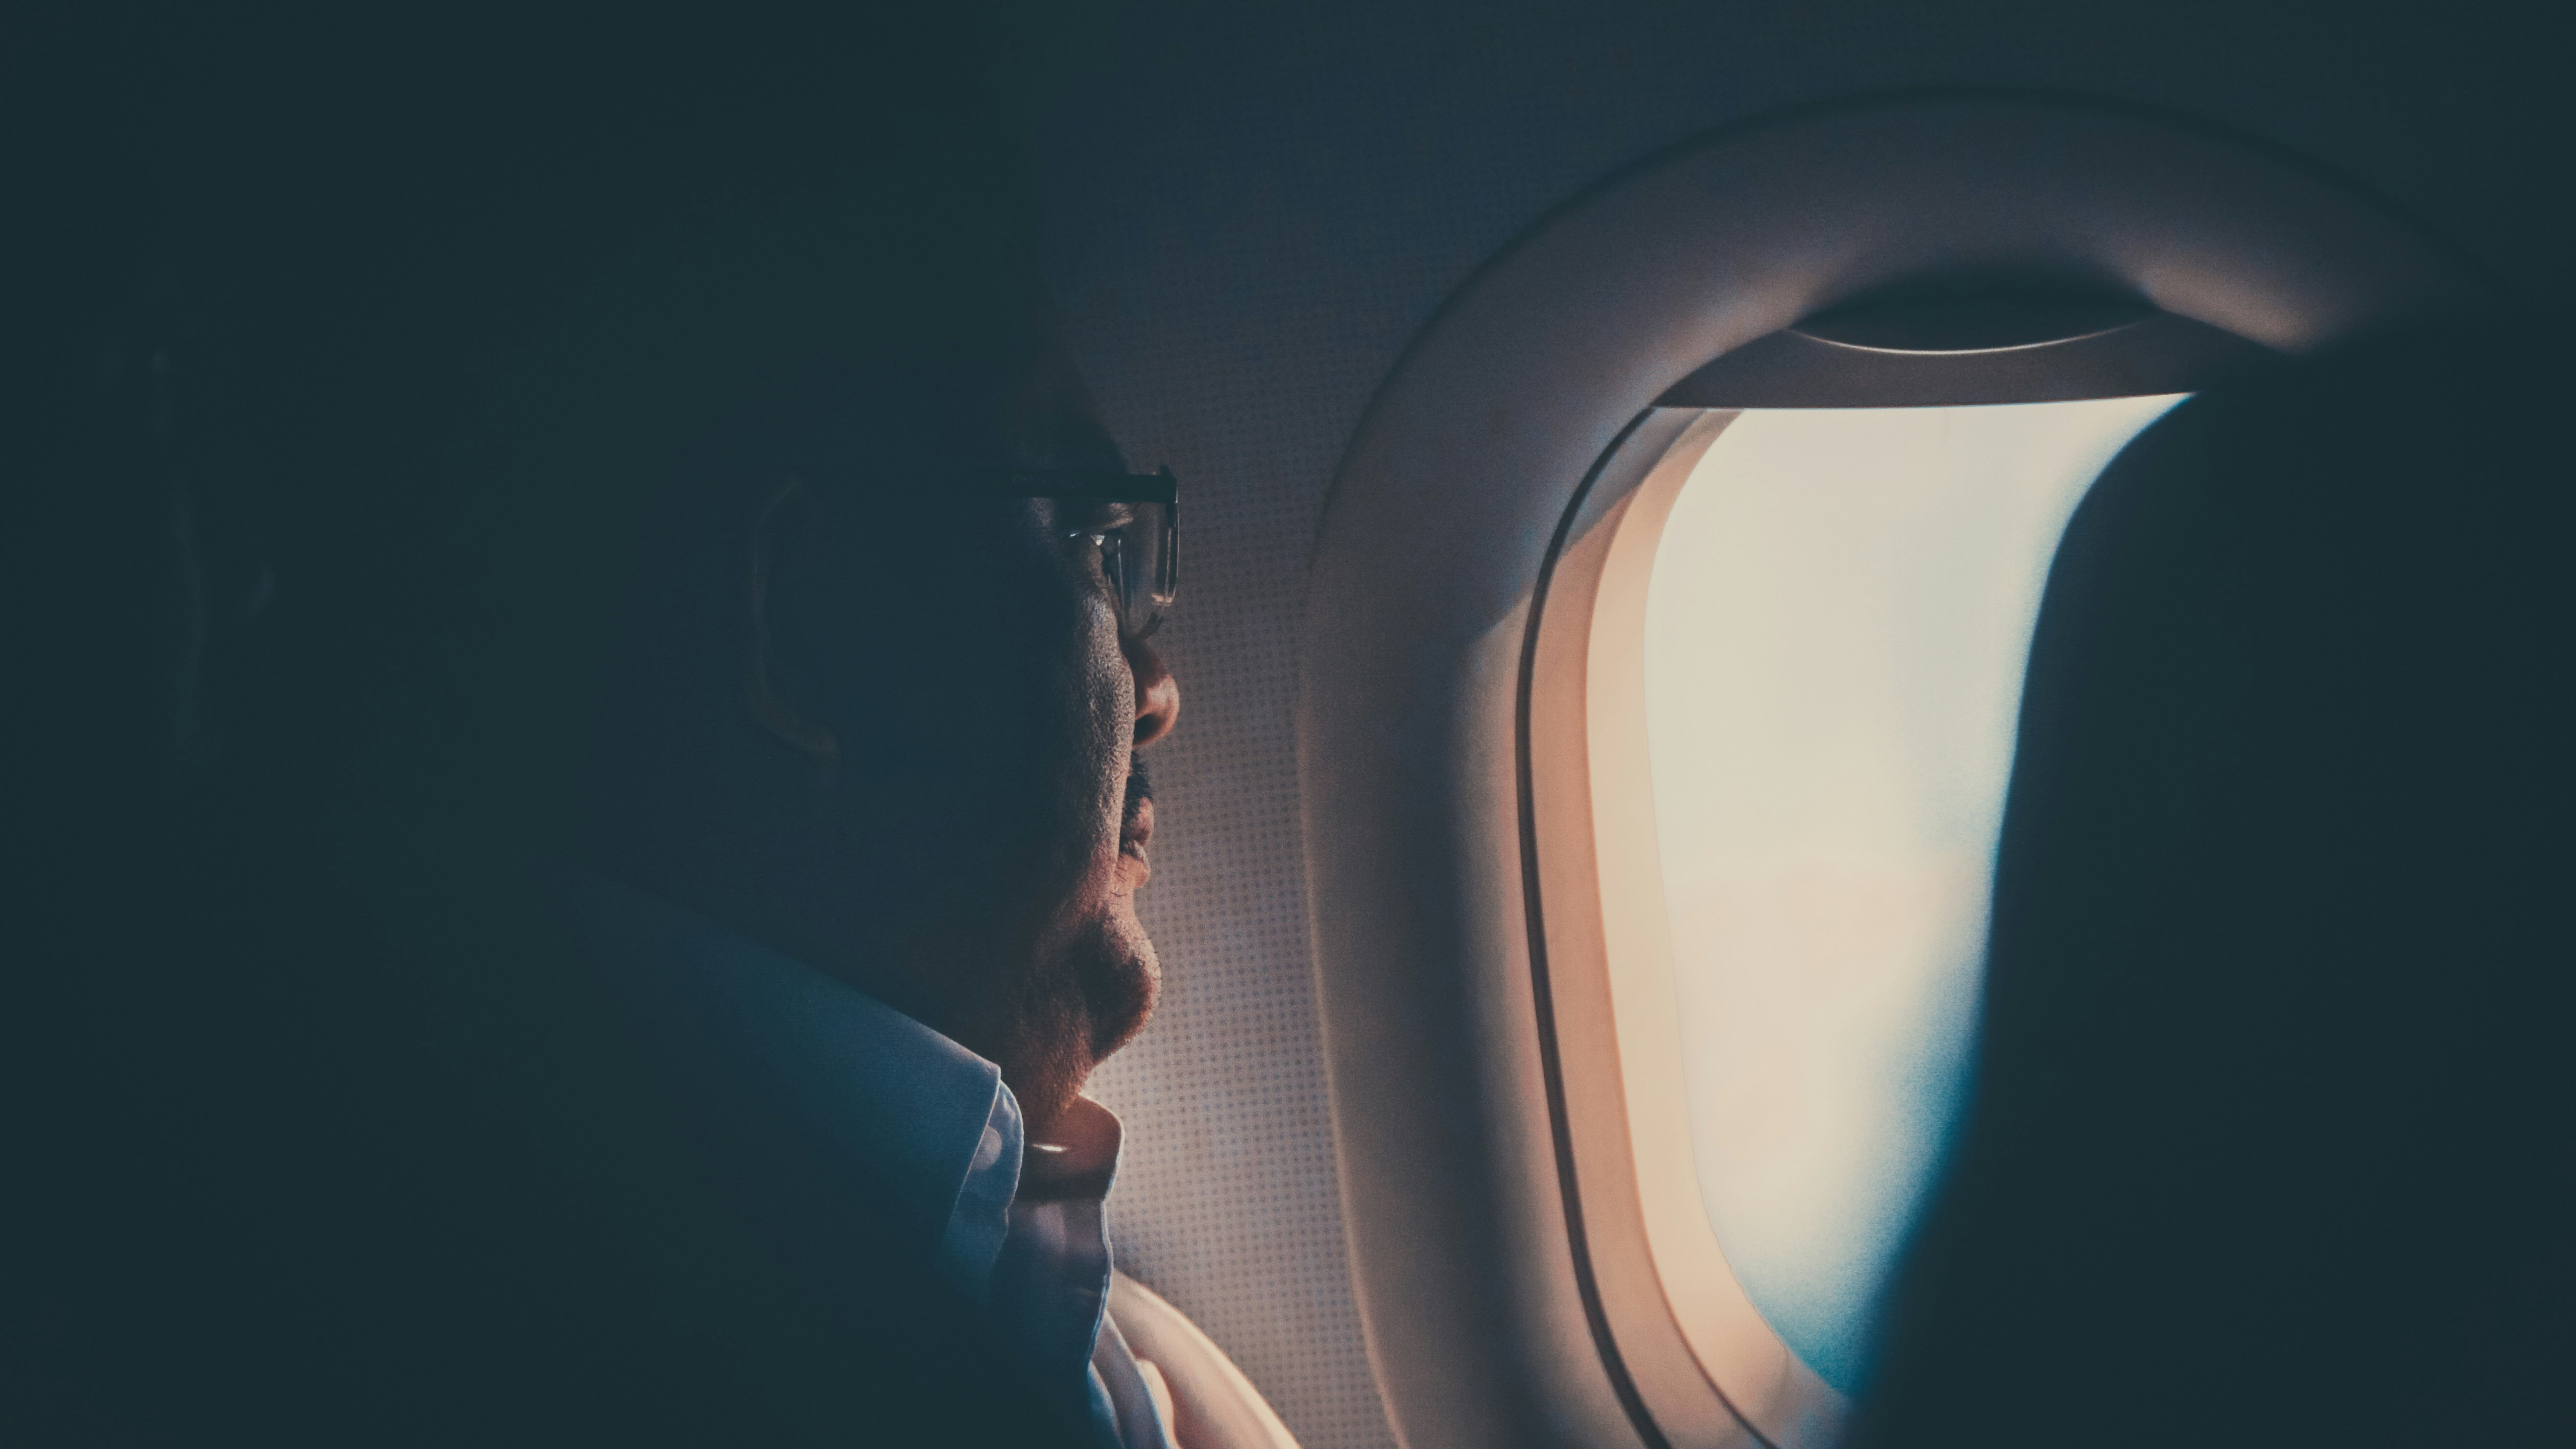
767 380 1178 1133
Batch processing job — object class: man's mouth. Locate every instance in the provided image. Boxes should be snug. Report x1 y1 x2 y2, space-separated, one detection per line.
1121 795 1155 872
1119 754 1155 877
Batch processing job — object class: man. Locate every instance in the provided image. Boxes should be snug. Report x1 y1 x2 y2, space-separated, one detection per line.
7 19 1195 1445
561 276 1190 1449
292 138 1197 1441
6 9 1195 1437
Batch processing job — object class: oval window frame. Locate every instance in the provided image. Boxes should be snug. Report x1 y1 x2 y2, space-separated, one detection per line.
1299 92 2495 1449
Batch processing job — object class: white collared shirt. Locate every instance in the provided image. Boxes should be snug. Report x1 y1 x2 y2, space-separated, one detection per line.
584 878 1172 1449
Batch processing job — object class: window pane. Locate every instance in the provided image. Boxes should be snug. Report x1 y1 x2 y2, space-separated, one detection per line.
1640 397 2184 1393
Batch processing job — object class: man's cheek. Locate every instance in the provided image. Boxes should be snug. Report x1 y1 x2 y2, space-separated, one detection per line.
1048 621 1130 802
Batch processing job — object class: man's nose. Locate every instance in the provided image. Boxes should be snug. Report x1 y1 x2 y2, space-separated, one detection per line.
1127 634 1179 748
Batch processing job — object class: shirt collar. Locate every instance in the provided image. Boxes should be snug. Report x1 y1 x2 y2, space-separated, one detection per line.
562 872 1026 1299
562 873 1147 1444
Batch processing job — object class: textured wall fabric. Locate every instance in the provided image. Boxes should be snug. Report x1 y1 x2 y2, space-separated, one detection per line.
1026 6 2570 1447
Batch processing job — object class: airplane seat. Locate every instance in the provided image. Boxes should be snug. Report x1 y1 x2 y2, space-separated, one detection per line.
1852 322 2576 1448
1111 1272 1307 1449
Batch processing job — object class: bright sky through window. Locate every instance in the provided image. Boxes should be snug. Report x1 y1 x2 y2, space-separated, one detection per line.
1641 396 2185 1395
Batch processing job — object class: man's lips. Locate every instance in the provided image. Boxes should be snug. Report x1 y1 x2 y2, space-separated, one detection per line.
1120 796 1155 877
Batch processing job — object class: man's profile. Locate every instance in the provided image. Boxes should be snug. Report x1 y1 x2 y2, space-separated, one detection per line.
583 322 1179 1141
558 254 1189 1444
8 11 1215 1440
184 92 1202 1449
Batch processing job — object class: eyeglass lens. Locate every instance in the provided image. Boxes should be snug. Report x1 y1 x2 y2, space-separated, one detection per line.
1109 500 1174 636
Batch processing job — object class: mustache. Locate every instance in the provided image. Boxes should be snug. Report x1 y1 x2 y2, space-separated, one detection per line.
1123 752 1152 815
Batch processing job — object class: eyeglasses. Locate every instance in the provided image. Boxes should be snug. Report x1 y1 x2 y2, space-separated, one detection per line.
997 467 1178 640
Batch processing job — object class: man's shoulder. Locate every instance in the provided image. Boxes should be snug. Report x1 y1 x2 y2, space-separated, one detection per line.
385 865 1093 1445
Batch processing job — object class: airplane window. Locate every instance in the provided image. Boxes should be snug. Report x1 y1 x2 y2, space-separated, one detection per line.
1638 397 2185 1392
1305 95 2489 1449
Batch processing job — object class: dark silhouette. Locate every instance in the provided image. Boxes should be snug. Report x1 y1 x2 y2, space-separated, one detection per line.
5 9 1124 1443
1856 325 2576 1447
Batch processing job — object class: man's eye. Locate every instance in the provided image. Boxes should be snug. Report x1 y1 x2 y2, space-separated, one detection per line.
1065 525 1124 580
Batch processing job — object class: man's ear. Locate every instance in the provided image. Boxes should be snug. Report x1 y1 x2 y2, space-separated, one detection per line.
745 475 840 779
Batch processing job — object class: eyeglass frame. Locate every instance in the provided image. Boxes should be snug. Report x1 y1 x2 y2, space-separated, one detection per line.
988 466 1179 640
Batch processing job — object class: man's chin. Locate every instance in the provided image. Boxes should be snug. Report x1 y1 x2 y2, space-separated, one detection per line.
1078 918 1160 1062
995 904 1159 1135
